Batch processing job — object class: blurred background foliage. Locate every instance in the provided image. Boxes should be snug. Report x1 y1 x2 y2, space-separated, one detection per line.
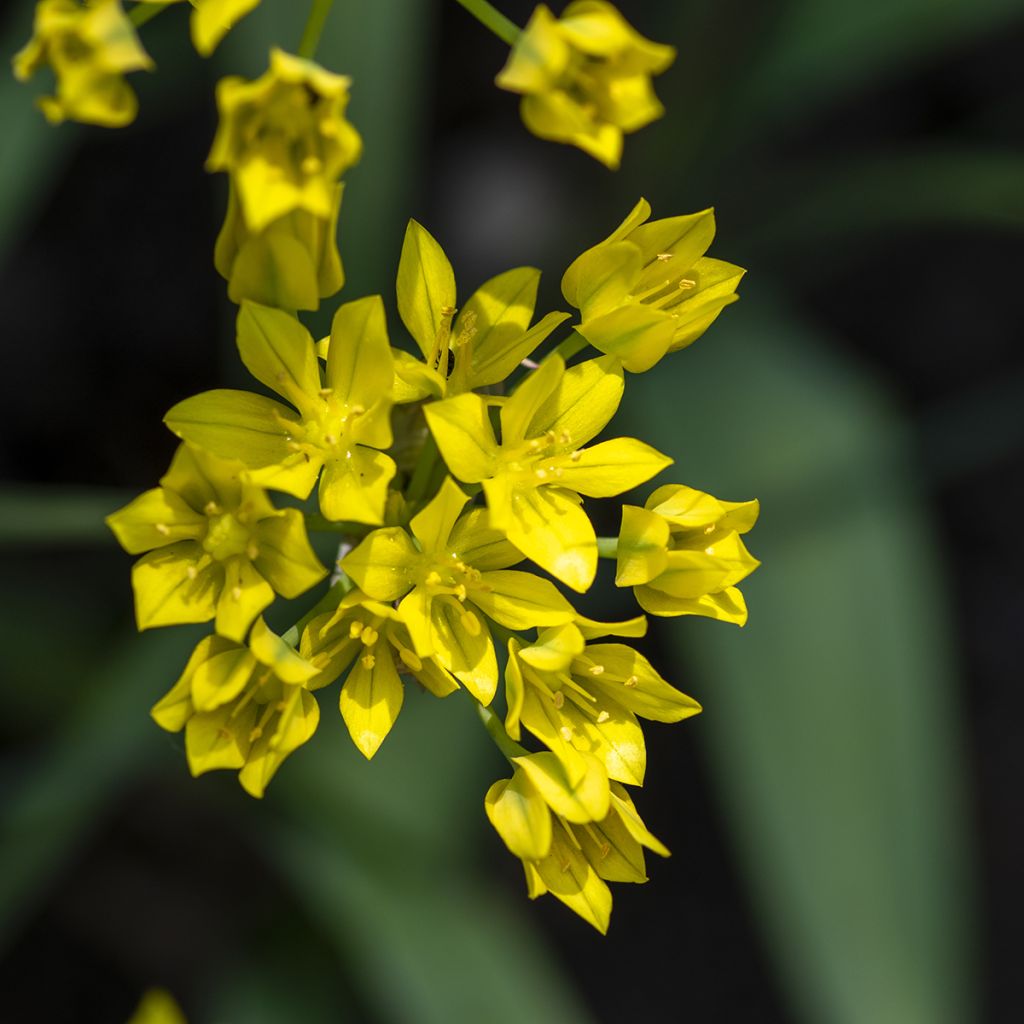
1 0 1021 1020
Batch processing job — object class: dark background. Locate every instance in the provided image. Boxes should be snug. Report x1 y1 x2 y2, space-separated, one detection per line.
1 0 1022 1021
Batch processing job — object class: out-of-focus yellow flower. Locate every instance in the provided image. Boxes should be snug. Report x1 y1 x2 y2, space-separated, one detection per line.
504 622 700 785
151 617 321 797
341 477 575 704
485 749 668 932
300 589 460 759
106 443 326 640
424 353 670 591
206 48 361 309
562 198 745 372
616 483 760 623
165 299 396 524
12 0 152 127
393 219 569 400
208 48 362 232
126 988 187 1024
137 0 261 57
495 2 674 169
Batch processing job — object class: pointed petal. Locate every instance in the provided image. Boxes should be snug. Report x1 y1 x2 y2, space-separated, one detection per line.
610 782 671 858
424 393 498 483
518 622 585 672
410 476 469 551
340 648 404 759
249 615 319 684
635 583 749 625
318 447 396 524
472 569 575 629
243 452 323 500
576 304 676 372
326 294 394 409
485 772 553 861
431 597 498 704
561 197 650 305
132 544 219 631
504 638 526 740
535 830 612 934
236 302 319 414
186 703 255 776
559 437 671 498
500 354 564 446
341 527 419 601
191 641 254 712
512 751 610 823
525 354 624 448
238 688 319 797
107 487 205 554
574 612 648 640
615 504 671 586
215 557 274 642
448 506 523 570
253 508 327 598
396 219 456 361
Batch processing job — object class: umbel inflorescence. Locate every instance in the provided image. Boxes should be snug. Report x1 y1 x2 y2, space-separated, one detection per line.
15 0 759 933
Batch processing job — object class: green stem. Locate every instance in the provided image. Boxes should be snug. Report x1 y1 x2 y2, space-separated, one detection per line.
129 2 173 28
297 0 336 60
552 330 589 362
280 578 348 648
405 432 440 505
596 536 618 559
452 0 520 46
476 701 529 761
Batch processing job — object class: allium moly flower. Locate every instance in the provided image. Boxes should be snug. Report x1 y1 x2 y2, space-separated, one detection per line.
496 2 674 169
424 353 670 591
137 0 261 57
165 299 396 524
617 483 760 623
106 443 326 641
562 198 746 372
151 617 321 797
485 750 668 932
505 622 700 785
300 589 460 759
12 0 152 127
207 48 362 233
392 220 569 400
126 989 187 1024
341 477 576 704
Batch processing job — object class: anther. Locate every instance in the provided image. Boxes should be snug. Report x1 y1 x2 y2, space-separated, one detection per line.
302 155 323 175
203 501 220 516
596 710 610 724
704 524 716 534
247 543 260 560
349 621 364 638
155 523 170 536
231 586 243 601
624 675 639 688
186 565 198 581
559 725 573 742
588 664 605 676
570 451 581 463
553 691 565 709
360 626 378 647
323 433 337 446
361 653 375 670
319 387 334 398
656 252 673 261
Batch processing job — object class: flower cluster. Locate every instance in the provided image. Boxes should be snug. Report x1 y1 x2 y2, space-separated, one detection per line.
15 0 760 931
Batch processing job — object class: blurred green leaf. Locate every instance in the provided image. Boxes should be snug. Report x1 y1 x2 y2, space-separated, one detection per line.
622 290 976 1024
0 486 127 545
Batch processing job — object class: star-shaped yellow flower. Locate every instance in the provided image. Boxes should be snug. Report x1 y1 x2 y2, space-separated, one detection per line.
341 477 576 704
106 443 326 640
424 353 671 591
165 299 396 524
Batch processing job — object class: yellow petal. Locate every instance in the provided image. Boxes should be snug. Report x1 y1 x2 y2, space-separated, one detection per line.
152 636 228 731
186 703 255 776
500 354 564 446
236 302 319 414
610 782 671 858
577 643 701 723
495 4 569 93
396 219 456 361
243 452 323 500
504 638 526 740
448 506 523 570
525 354 624 448
391 349 446 403
484 771 553 861
341 527 419 601
629 208 716 285
562 198 650 305
339 647 404 759
410 476 469 551
559 437 671 498
253 508 327 598
518 622 585 672
190 0 260 57
106 487 205 554
534 828 612 933
473 570 576 630
238 688 319 797
615 504 670 586
424 393 498 483
568 240 641 319
191 641 254 712
487 483 597 593
512 750 610 823
318 447 396 524
132 544 219 631
635 583 749 625
249 615 319 684
574 612 648 640
326 295 394 410
431 596 498 704
215 556 274 642
576 304 676 372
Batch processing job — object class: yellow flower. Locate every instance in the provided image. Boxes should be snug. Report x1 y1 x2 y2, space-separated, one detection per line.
136 0 261 57
165 299 396 525
424 353 671 591
340 477 576 704
300 589 460 759
126 988 186 1024
504 622 700 785
213 178 345 313
151 617 321 797
12 0 152 128
106 443 326 641
495 2 674 169
562 198 746 371
616 483 760 623
207 48 362 233
392 219 569 400
485 750 668 932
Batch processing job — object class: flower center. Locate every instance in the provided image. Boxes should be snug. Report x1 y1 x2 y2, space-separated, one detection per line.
202 510 254 561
